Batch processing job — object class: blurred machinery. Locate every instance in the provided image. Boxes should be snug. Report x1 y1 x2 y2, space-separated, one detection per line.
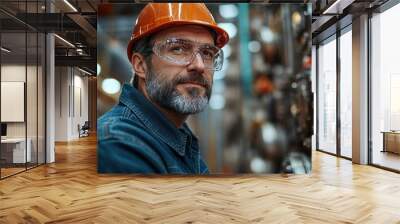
233 4 312 174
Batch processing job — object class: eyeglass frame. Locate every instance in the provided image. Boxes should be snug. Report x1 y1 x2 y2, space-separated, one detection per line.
144 37 224 71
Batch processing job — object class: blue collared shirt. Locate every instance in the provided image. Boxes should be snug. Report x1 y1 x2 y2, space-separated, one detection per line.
97 83 209 174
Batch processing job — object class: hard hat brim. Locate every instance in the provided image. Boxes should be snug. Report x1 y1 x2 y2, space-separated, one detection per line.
126 20 229 61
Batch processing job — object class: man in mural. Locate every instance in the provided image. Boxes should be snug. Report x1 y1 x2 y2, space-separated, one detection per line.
98 3 229 174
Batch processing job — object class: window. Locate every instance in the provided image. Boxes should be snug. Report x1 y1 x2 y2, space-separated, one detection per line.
371 3 400 171
0 1 47 179
339 28 352 158
317 36 337 154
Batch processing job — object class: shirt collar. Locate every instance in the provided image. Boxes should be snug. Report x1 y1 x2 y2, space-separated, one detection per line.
119 83 191 156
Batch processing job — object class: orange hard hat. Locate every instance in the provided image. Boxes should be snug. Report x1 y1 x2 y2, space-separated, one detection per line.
126 3 230 60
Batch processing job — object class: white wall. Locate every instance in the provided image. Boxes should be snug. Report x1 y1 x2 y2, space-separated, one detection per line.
1 65 26 142
1 64 46 164
1 65 39 138
55 66 69 141
55 67 89 141
71 73 89 138
1 65 26 130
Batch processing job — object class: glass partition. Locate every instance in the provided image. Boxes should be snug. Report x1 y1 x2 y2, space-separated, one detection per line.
1 30 28 177
27 31 38 169
0 1 46 179
339 28 352 158
371 3 400 171
38 32 45 165
317 36 337 154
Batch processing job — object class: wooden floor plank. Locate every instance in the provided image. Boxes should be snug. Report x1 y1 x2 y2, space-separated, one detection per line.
0 135 400 223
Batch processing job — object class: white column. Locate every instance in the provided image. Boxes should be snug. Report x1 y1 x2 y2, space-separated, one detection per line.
352 14 369 164
46 1 55 163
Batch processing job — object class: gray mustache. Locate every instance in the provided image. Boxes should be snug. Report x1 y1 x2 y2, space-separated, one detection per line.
174 74 211 89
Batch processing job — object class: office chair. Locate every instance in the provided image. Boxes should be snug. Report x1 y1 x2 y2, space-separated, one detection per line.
78 121 90 138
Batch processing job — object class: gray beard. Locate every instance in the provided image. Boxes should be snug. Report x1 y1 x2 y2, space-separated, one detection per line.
145 69 211 115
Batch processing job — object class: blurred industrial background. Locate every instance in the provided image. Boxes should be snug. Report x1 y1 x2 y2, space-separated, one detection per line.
97 3 312 174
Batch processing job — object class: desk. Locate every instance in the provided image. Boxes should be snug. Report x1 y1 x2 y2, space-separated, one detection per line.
382 131 400 154
1 138 31 163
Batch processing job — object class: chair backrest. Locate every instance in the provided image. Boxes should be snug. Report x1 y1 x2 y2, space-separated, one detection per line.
82 121 90 129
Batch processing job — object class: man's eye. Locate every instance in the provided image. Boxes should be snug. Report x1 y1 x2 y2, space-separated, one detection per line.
171 47 184 53
201 50 215 59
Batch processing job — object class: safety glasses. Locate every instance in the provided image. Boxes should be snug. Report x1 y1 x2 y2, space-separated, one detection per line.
152 38 224 71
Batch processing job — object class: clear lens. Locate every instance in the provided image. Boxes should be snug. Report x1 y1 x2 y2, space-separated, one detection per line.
153 38 224 71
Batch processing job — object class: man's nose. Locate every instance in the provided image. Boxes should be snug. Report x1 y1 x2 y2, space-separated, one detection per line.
187 52 205 73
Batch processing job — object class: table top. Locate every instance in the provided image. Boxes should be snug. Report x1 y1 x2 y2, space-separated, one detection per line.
381 131 400 134
1 138 30 143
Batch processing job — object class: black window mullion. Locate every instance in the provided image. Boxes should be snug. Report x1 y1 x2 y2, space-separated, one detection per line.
36 0 39 168
367 11 373 165
25 0 28 171
336 28 341 157
316 44 319 151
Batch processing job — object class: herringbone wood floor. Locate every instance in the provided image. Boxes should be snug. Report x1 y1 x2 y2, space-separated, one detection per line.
1 135 400 224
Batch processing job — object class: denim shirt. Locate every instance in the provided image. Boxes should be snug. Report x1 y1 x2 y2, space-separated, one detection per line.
97 83 209 174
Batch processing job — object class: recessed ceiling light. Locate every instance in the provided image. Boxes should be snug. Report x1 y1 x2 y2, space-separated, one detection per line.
63 0 78 12
1 47 11 53
54 34 75 48
78 67 93 76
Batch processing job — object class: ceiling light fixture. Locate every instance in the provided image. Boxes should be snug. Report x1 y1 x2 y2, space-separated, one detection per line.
54 34 75 48
322 0 354 15
78 67 93 76
323 0 341 14
63 0 78 12
1 47 11 53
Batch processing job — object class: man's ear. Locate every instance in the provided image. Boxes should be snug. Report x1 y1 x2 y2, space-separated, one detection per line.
131 53 148 79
